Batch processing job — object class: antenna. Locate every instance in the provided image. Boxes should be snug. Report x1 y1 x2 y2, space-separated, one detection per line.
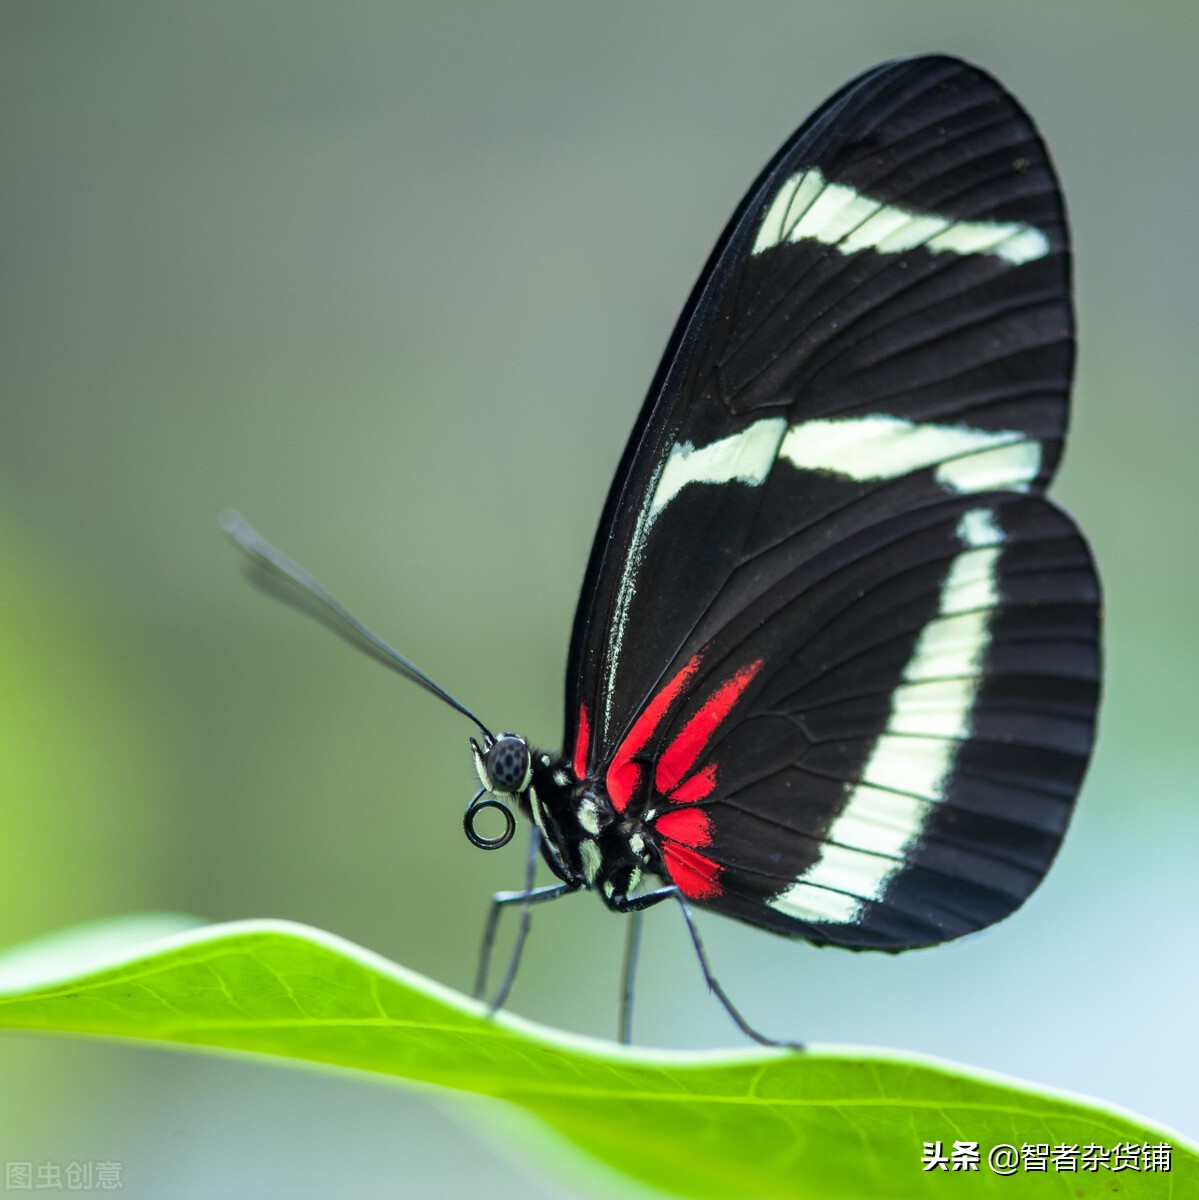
221 511 495 742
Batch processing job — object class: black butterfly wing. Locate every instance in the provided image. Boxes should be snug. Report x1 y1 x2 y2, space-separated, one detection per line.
564 56 1100 949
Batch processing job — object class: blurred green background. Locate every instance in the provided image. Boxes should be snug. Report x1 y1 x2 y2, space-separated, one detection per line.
2 3 1196 1197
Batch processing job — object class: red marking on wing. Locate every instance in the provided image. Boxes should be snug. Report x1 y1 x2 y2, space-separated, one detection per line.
647 660 767 902
668 763 717 804
655 806 713 848
605 655 701 812
572 702 591 779
662 842 721 901
654 659 763 796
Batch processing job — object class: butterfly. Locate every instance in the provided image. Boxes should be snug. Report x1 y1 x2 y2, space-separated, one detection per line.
226 54 1101 1046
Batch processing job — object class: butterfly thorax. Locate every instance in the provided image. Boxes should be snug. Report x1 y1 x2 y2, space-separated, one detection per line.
517 749 657 908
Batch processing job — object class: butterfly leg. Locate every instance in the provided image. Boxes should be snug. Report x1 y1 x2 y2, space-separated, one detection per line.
474 881 576 1007
674 895 804 1051
610 887 800 1046
475 827 581 1011
618 909 643 1046
608 885 676 1045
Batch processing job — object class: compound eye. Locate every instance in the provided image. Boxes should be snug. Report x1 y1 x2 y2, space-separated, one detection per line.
485 735 531 794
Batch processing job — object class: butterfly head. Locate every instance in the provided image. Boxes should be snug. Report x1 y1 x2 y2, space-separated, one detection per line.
462 733 532 850
470 733 532 795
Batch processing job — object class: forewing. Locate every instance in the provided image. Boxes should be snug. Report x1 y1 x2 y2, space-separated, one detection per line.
564 56 1098 948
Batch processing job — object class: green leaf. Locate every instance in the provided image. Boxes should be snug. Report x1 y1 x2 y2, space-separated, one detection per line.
0 917 1191 1200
